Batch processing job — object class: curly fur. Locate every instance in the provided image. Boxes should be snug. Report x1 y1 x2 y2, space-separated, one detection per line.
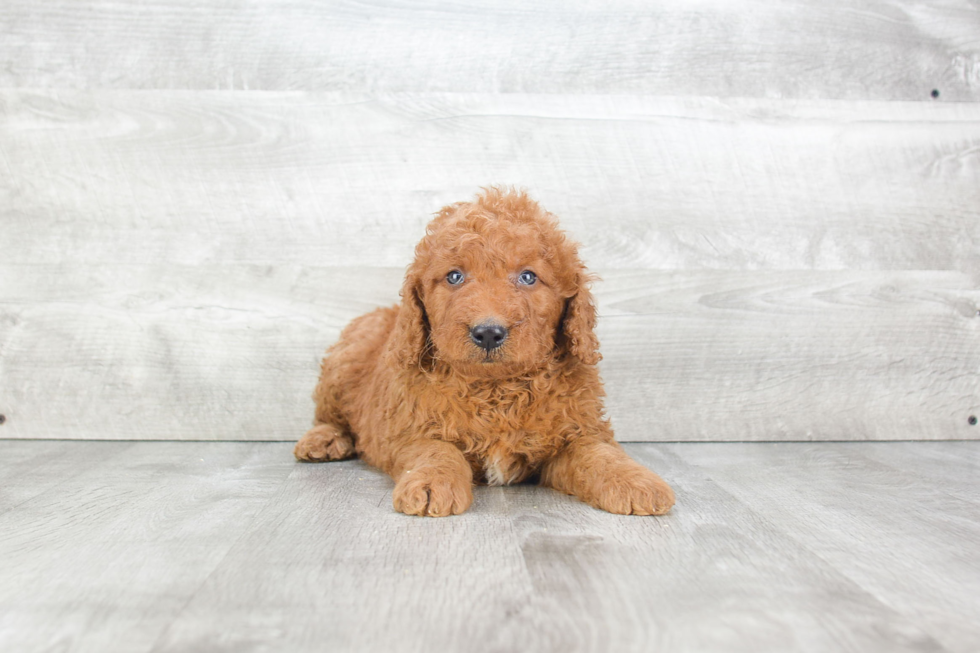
295 188 674 517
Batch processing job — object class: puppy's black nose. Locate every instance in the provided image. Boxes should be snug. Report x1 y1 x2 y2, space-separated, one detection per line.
470 323 508 352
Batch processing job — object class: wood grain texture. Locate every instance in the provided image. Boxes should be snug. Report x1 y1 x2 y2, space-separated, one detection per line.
1 441 978 652
653 443 980 653
3 91 979 272
844 441 980 503
599 269 980 441
1 266 976 441
0 440 135 515
0 442 295 653
3 3 979 446
0 1 977 100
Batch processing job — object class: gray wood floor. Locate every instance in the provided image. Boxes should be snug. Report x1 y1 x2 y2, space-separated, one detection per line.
1 440 978 653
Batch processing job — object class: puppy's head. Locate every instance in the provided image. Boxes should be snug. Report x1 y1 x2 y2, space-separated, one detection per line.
388 188 600 376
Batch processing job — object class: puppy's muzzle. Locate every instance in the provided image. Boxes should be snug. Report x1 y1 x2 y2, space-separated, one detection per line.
470 322 508 352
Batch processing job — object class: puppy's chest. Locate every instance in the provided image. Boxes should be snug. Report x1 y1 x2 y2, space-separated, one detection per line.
431 380 568 485
467 438 548 486
461 403 561 486
480 450 529 487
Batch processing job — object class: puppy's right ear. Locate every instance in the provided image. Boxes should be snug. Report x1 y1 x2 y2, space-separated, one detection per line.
385 272 429 369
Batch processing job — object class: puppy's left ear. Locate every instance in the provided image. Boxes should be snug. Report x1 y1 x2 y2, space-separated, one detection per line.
557 273 601 366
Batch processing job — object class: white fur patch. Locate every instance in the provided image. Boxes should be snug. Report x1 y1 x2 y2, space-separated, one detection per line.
484 456 521 486
485 459 507 486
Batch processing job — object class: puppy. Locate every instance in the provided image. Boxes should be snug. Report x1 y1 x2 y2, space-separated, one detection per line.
295 188 675 517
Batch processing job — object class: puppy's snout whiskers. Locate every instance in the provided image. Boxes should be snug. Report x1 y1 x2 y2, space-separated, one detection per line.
482 347 506 364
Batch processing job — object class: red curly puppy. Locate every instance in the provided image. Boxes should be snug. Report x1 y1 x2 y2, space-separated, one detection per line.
295 188 675 517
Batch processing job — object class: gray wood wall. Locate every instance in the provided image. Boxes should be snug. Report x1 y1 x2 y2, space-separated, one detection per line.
1 1 978 442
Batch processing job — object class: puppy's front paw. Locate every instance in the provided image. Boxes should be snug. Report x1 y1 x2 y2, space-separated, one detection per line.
393 468 473 517
593 467 675 516
294 425 355 462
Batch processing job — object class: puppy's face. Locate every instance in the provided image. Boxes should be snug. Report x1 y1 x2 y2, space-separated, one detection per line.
412 200 580 376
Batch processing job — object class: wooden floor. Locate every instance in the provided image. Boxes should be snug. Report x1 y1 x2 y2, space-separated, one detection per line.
1 441 978 652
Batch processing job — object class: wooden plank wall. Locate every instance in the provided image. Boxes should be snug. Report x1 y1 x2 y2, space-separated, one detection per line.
0 1 978 441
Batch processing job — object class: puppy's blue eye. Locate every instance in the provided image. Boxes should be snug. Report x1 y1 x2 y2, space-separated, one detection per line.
446 270 465 285
517 270 537 285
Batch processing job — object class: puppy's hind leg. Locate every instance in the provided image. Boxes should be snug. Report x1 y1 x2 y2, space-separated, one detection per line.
295 423 355 462
297 307 394 462
295 369 356 462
